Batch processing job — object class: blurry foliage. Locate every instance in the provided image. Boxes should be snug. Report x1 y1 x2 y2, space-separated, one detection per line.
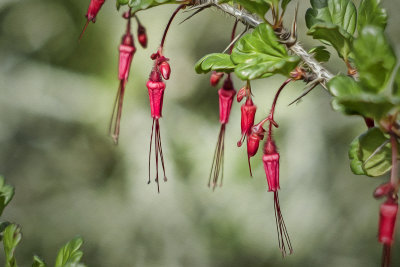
0 0 399 266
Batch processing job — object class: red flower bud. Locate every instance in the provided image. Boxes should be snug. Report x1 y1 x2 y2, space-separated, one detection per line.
159 61 171 80
118 34 136 81
237 86 246 102
86 0 105 22
147 80 166 119
263 140 280 192
247 133 261 158
241 99 257 136
138 24 148 48
374 183 395 199
378 199 398 245
210 72 224 87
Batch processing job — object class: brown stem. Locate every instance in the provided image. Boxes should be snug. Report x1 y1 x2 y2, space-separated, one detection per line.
390 134 399 193
160 5 185 49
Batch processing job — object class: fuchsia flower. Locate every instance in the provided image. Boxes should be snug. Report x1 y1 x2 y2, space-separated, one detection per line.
238 98 257 146
263 138 293 257
109 12 136 145
80 0 106 40
208 76 236 190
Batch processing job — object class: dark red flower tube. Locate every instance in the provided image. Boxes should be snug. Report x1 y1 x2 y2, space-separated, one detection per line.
147 79 166 119
118 33 136 81
79 0 106 40
218 79 236 124
263 140 280 192
379 199 398 245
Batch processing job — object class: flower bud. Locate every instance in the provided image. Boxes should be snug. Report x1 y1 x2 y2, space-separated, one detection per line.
159 61 171 80
210 72 223 87
378 200 398 245
374 183 395 199
237 86 246 102
241 99 257 136
138 24 148 48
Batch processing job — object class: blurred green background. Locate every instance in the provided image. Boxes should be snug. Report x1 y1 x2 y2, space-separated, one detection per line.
0 0 399 266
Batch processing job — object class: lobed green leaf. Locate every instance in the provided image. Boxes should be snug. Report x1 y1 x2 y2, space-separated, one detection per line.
353 26 396 93
55 237 85 267
349 127 397 177
3 224 22 267
306 0 357 60
357 0 387 32
231 23 299 80
309 46 330 62
328 75 396 119
32 256 47 267
195 53 236 74
116 0 185 13
0 176 15 217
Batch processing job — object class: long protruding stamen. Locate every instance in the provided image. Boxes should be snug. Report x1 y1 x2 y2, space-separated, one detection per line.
109 80 126 145
273 191 293 257
247 156 253 177
79 20 90 42
148 119 155 184
208 124 225 190
382 244 391 267
154 120 160 193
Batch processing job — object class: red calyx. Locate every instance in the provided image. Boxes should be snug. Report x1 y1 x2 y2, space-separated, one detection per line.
374 183 395 199
86 0 105 22
147 70 166 119
378 199 398 245
118 33 136 81
210 72 224 87
138 24 148 48
263 139 280 192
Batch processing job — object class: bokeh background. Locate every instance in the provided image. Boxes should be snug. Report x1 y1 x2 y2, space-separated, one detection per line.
0 0 400 266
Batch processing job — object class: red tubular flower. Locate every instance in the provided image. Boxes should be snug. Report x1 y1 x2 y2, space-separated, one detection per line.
210 71 224 87
79 0 106 40
238 98 257 147
208 77 236 190
118 34 136 81
109 16 136 145
146 66 167 193
379 199 398 245
263 138 293 257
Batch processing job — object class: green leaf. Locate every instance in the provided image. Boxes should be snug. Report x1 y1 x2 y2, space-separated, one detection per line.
55 237 84 267
231 23 300 80
328 75 395 119
306 0 357 60
3 224 22 267
309 46 330 62
358 0 387 32
281 0 292 11
393 68 400 97
0 176 15 217
220 0 271 19
32 256 47 267
117 0 183 13
349 127 396 176
353 26 397 93
195 53 236 74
